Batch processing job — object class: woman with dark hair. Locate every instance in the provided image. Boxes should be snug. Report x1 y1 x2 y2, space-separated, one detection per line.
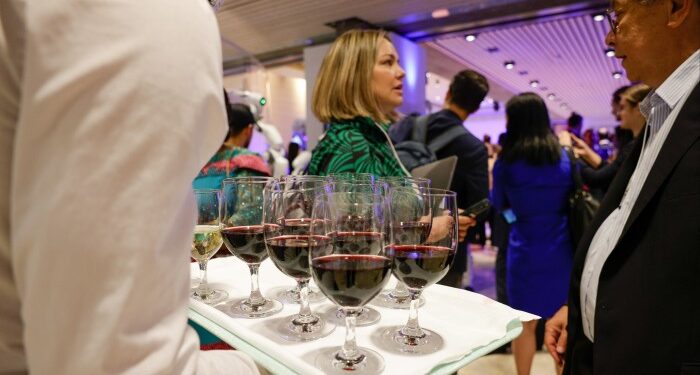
492 92 574 375
564 84 651 195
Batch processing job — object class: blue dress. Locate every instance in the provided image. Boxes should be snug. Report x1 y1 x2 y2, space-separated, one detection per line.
491 149 574 318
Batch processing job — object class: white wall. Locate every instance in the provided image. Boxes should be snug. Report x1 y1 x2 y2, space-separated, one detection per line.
303 43 331 150
223 67 306 155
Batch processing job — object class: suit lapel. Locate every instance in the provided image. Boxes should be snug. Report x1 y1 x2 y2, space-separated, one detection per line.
619 82 700 240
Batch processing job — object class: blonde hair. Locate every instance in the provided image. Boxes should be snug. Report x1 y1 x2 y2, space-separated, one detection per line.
312 29 396 124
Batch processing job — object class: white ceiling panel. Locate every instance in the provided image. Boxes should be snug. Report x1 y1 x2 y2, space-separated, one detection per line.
429 14 631 125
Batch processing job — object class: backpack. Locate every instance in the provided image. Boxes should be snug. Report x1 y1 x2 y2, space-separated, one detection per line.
393 115 467 171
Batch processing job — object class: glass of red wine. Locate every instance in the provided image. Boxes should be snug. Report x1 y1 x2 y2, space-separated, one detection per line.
310 189 392 374
321 180 387 327
191 189 228 304
372 177 431 310
379 188 458 354
262 181 335 341
266 175 327 304
221 177 282 318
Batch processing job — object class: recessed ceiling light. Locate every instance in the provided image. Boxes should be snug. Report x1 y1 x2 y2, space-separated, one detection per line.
605 48 615 57
504 61 515 70
547 93 556 100
465 34 477 42
529 80 540 88
612 71 623 79
593 13 605 22
432 8 450 18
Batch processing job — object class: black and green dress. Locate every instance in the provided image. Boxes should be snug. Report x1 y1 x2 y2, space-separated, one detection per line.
307 116 409 177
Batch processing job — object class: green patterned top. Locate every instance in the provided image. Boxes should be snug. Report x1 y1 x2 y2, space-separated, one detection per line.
308 117 409 177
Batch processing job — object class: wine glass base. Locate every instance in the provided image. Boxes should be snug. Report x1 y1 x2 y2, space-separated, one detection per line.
268 285 326 304
314 346 385 374
226 297 283 318
276 314 336 342
371 290 426 309
191 289 228 305
319 305 381 327
378 326 444 355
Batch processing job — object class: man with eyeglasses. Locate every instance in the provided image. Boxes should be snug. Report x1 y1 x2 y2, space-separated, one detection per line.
544 0 699 374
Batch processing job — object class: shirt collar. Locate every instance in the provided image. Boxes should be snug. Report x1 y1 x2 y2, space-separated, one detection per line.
639 49 699 118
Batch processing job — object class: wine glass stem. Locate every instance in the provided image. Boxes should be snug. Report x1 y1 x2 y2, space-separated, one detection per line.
400 291 425 338
197 260 211 296
339 309 361 361
247 264 265 306
391 280 409 298
294 280 316 324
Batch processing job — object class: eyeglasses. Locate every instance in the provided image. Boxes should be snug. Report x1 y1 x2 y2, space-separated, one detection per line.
604 8 619 34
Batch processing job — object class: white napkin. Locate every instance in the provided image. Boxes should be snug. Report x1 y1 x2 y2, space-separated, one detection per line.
189 257 539 374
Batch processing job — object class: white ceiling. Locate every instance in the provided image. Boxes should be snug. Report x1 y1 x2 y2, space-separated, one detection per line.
429 13 631 124
216 0 474 61
215 0 628 126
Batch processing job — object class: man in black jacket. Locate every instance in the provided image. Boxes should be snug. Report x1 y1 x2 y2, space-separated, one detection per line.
426 70 490 289
544 0 700 374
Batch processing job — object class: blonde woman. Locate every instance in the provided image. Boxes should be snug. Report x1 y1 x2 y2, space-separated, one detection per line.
307 29 409 177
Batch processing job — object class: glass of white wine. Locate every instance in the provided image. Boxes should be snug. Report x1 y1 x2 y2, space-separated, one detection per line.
192 189 228 304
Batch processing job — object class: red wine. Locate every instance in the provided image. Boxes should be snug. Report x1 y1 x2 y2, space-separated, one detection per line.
333 231 383 255
392 221 430 245
311 254 391 308
266 235 330 279
385 245 455 289
222 225 268 264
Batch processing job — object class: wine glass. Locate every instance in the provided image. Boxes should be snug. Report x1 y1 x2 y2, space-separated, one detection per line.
372 177 431 309
221 177 282 318
321 180 387 327
191 189 228 304
311 189 392 374
379 189 458 354
262 183 335 341
267 175 327 304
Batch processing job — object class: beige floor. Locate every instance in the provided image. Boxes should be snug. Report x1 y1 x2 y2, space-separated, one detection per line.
458 352 556 375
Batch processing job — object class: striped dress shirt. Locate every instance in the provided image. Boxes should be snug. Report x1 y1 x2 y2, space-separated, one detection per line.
580 49 700 342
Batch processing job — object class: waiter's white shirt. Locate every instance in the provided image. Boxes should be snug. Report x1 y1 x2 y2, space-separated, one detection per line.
579 49 700 342
0 1 258 373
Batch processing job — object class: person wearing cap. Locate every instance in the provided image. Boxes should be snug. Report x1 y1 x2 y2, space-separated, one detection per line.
193 90 271 190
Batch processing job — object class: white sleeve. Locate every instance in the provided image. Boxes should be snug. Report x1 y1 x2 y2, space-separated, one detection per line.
4 0 258 373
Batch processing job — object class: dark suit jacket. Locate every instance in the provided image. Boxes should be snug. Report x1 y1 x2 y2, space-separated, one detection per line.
564 82 700 374
426 109 489 273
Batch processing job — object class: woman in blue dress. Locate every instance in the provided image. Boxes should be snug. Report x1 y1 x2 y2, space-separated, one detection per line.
492 92 573 375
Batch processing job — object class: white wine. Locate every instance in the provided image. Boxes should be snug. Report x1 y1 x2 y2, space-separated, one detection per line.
192 225 223 261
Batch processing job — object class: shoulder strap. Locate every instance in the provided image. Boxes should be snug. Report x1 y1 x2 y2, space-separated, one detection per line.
565 147 584 189
410 115 430 143
427 125 467 153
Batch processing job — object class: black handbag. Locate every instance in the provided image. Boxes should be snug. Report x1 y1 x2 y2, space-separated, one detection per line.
565 147 600 249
